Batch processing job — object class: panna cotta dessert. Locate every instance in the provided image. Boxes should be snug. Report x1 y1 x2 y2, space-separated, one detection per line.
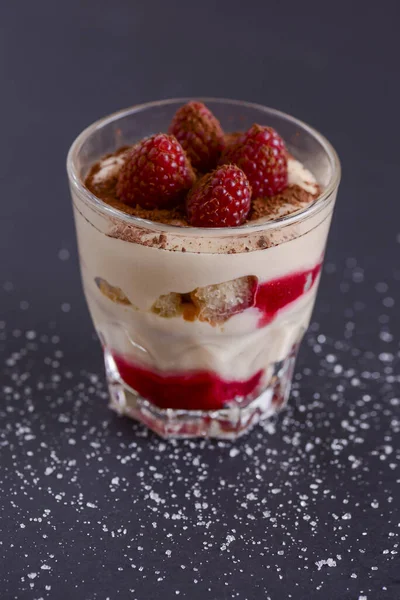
67 98 340 438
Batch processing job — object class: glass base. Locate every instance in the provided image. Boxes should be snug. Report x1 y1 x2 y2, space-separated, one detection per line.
104 347 298 439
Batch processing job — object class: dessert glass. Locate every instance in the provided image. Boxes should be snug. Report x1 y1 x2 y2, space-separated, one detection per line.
67 98 340 439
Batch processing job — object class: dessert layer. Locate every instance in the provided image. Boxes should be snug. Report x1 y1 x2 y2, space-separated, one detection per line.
83 264 319 381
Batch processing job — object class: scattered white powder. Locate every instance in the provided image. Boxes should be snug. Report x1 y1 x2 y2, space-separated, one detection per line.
1 257 398 597
315 558 337 570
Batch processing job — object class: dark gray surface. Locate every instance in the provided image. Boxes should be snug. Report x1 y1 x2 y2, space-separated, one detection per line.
1 1 399 599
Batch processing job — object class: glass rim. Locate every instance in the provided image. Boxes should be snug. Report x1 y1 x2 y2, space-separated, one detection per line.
66 97 341 236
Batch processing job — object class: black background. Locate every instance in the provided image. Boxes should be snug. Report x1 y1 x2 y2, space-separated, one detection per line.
1 1 399 599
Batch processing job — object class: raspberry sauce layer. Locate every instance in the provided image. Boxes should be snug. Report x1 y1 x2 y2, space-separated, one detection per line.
112 356 263 410
255 263 322 327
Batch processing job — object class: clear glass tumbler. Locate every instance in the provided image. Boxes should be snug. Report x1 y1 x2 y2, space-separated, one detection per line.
67 98 340 439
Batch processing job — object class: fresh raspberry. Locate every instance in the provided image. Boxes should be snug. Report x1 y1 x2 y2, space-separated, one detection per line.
168 101 225 172
220 124 288 197
186 164 251 227
116 134 195 209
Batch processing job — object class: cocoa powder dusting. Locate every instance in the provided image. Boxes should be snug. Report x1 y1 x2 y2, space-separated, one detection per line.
249 184 318 221
84 144 320 233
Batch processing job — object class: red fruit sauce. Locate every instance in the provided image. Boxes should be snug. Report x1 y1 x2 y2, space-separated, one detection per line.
113 358 262 411
112 264 321 411
255 263 321 326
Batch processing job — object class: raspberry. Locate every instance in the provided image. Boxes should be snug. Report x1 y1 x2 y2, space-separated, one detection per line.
168 101 225 172
220 124 288 197
186 164 251 227
116 133 195 209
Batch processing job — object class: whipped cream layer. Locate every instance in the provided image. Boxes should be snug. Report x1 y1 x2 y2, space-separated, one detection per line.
83 263 318 381
76 212 329 310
